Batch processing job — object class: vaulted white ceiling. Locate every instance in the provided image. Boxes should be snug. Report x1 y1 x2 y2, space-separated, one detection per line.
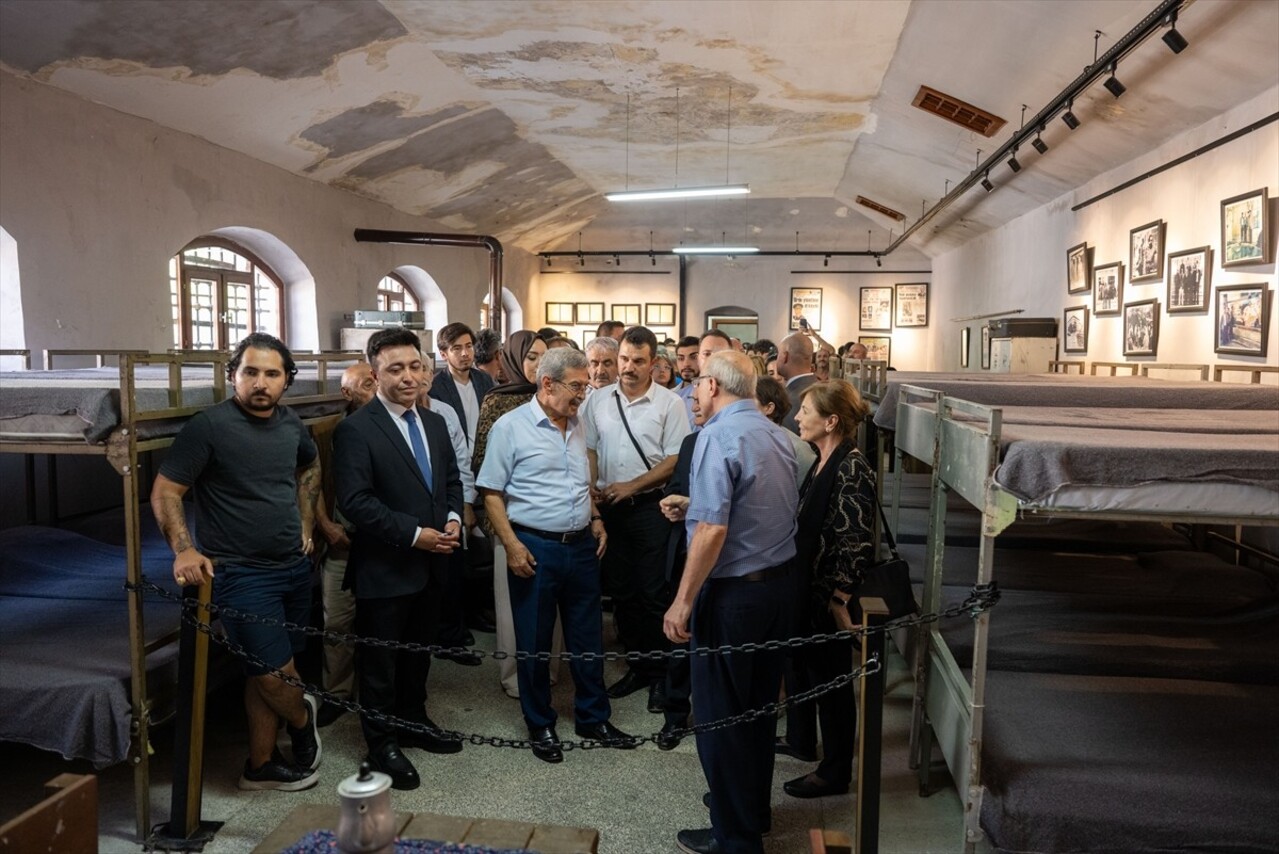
1 0 1275 258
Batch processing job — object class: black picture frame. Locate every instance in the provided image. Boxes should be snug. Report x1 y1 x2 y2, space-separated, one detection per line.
1067 242 1091 295
789 287 823 331
1215 284 1270 357
545 302 575 325
1122 299 1160 357
858 336 891 367
1063 305 1089 353
894 283 929 327
1129 219 1165 283
1165 246 1212 313
1093 262 1123 316
611 303 641 326
645 303 676 327
860 286 893 331
980 324 991 369
960 326 971 368
1221 188 1270 267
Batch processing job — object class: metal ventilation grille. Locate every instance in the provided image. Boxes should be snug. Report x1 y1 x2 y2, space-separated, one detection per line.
855 195 905 221
912 85 1006 137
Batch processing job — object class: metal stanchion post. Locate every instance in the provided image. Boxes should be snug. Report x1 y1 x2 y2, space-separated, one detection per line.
855 598 889 854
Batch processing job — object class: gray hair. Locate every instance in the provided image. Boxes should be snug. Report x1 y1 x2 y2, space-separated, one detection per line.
585 336 619 356
704 350 756 399
536 346 588 383
473 328 501 364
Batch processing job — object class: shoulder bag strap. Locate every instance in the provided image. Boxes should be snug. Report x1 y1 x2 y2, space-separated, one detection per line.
870 489 900 559
614 391 653 471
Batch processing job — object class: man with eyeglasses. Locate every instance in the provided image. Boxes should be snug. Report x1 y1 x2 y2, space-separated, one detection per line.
477 347 635 763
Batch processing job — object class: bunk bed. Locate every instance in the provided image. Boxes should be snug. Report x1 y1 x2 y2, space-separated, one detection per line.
892 383 1279 853
0 350 353 840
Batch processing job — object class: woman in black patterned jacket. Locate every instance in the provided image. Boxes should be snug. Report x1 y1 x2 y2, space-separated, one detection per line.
780 380 876 799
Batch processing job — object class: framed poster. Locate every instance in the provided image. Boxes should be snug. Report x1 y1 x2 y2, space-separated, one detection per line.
980 324 991 369
789 287 823 331
1221 188 1269 267
611 304 641 326
1067 242 1091 295
895 283 929 327
860 286 893 331
575 302 605 325
1063 305 1089 353
1123 299 1159 357
1215 284 1270 357
545 302 575 325
858 336 891 366
1093 262 1123 316
581 329 597 349
1129 219 1165 283
1166 246 1211 313
644 303 676 327
960 326 971 368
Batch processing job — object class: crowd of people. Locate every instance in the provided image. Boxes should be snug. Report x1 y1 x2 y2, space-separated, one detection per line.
154 316 881 854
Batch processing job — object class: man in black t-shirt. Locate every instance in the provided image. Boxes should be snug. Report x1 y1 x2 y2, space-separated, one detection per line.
151 333 324 791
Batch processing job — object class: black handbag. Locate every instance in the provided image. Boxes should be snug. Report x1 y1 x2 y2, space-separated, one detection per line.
849 493 919 623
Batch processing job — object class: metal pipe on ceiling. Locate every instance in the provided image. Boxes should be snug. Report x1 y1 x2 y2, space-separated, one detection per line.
540 249 882 259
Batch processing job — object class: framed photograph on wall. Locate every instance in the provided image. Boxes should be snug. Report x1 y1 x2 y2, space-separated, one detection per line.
1123 299 1160 357
1093 261 1123 316
1221 188 1269 267
575 302 605 325
610 303 641 326
960 326 971 368
860 286 893 331
1067 242 1091 294
1063 305 1089 353
1215 284 1270 357
1166 246 1211 313
1129 219 1165 283
789 287 823 331
858 336 891 367
644 303 676 327
894 283 929 327
980 324 991 368
546 302 575 325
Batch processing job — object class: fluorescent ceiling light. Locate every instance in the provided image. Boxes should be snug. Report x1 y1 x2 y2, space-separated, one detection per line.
671 245 760 254
606 184 750 202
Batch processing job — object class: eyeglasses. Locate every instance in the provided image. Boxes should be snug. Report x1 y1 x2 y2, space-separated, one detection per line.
553 380 588 397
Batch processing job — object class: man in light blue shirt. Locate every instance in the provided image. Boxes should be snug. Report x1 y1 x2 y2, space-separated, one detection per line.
662 349 798 854
477 347 635 764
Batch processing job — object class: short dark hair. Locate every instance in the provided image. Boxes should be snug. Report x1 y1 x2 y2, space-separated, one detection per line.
474 328 501 364
366 327 421 367
437 322 475 350
596 320 624 337
676 335 700 350
700 328 732 347
620 325 658 357
755 338 776 355
536 327 560 341
754 376 790 426
228 333 297 387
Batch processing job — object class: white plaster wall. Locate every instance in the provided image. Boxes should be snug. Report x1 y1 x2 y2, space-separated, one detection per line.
931 86 1279 372
0 72 538 356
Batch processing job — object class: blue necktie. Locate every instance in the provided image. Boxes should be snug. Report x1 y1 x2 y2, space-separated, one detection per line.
401 409 433 490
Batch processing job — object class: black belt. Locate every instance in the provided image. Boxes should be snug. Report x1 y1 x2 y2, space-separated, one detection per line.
714 562 793 583
604 489 664 509
511 522 593 544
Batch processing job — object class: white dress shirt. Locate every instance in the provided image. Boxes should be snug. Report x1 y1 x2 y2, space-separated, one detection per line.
580 380 690 485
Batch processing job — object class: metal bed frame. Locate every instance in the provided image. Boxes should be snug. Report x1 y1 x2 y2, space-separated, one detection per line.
0 350 352 840
889 382 1279 851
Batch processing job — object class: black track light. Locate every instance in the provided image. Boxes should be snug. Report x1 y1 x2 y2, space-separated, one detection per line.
1103 65 1126 98
981 172 994 193
875 256 882 268
1062 103 1080 130
1007 152 1022 173
1032 132 1049 155
824 254 830 267
650 253 656 266
1163 11 1188 53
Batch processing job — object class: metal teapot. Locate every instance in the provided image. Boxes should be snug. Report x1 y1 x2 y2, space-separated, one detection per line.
336 761 396 854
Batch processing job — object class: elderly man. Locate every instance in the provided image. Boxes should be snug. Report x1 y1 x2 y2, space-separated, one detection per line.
581 325 690 708
584 336 619 393
849 342 868 360
776 332 816 434
663 350 799 854
151 333 322 790
477 347 635 762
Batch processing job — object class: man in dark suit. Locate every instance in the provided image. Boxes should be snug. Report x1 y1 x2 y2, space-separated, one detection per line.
777 332 817 434
335 327 465 790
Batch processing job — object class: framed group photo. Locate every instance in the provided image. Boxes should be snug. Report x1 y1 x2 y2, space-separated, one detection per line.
1129 219 1165 283
1123 299 1160 357
858 336 891 366
1093 261 1123 316
1063 305 1089 353
790 287 823 331
1215 284 1270 357
860 286 893 331
894 283 929 327
1166 246 1211 313
1067 242 1091 295
1221 188 1269 267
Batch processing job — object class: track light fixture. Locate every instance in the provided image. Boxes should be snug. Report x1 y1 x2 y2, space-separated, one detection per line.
1062 101 1080 130
1103 65 1126 98
981 172 994 193
1162 11 1188 53
1007 150 1022 173
875 255 882 268
823 254 830 267
1031 132 1049 155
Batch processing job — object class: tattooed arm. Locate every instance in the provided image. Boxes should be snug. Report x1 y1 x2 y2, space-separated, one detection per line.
151 473 215 585
297 456 322 555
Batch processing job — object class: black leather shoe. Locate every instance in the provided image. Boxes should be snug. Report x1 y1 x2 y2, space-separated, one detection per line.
574 720 638 749
367 743 420 791
647 681 668 713
657 720 684 751
467 610 497 633
316 702 347 728
400 718 464 754
774 736 818 762
435 648 483 666
783 772 849 799
675 828 721 854
606 670 648 699
529 726 563 764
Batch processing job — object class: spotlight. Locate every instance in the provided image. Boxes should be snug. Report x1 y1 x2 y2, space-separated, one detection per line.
875 256 882 268
1031 134 1049 155
1007 152 1022 173
650 253 656 266
1163 11 1188 53
824 254 830 267
578 254 585 267
1103 65 1126 98
981 172 994 192
1061 104 1080 130
544 256 551 268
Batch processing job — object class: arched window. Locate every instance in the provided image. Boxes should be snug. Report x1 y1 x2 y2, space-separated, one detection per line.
169 239 283 349
376 273 419 312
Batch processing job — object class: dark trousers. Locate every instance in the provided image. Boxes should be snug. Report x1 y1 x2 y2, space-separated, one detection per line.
509 531 611 730
692 570 794 854
601 499 671 679
784 631 856 785
664 555 691 726
435 547 469 645
356 577 442 752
